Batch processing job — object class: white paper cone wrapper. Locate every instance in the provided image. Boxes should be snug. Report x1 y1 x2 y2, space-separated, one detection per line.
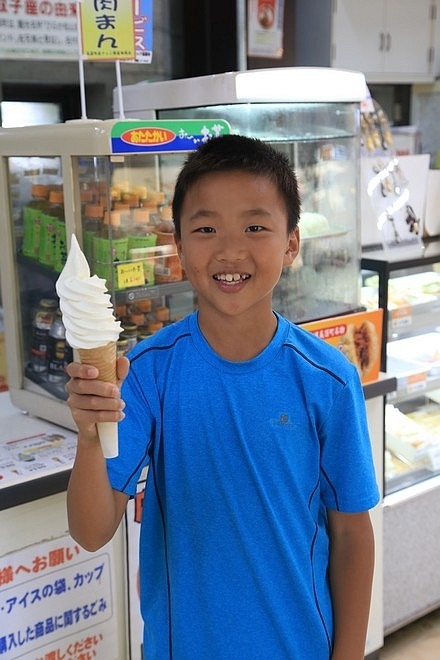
73 345 119 458
97 421 119 458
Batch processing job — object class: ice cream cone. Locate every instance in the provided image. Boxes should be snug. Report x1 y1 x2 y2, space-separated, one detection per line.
77 342 119 458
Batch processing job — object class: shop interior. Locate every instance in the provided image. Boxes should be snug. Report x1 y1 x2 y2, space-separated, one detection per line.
1 2 440 659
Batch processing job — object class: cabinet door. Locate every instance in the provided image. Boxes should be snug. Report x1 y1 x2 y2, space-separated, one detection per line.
332 0 435 81
332 0 385 73
385 0 434 78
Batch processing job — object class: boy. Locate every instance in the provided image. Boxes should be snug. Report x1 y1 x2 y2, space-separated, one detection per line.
66 135 379 659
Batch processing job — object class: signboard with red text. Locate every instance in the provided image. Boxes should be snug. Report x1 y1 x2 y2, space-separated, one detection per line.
0 535 121 658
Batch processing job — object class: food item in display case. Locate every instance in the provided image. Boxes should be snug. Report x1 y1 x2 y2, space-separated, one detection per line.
298 212 330 238
56 234 122 457
154 226 183 284
339 319 380 380
387 333 440 376
386 403 437 466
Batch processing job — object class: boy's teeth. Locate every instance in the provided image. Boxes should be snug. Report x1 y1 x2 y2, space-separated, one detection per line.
218 273 242 282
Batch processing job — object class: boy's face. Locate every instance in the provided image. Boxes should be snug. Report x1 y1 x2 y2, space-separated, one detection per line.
175 170 299 320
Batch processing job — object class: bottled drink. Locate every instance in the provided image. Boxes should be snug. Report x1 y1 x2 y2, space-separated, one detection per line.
47 310 67 383
22 185 50 259
40 190 64 268
31 299 58 373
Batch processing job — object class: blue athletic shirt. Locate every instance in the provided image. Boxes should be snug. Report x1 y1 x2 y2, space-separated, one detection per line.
107 311 380 659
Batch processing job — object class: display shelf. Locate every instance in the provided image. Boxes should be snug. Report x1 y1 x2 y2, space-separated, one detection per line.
361 237 440 497
114 279 193 305
361 237 440 371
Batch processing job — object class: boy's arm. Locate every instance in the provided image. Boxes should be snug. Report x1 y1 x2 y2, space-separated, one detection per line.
65 358 129 552
328 508 375 660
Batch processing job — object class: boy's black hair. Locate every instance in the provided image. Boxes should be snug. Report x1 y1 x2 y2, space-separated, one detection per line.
172 134 301 238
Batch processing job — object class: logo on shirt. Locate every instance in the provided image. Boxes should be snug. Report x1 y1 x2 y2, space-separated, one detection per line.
270 413 294 429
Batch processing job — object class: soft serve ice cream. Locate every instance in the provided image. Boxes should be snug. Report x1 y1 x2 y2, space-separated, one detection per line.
56 234 122 457
56 233 121 349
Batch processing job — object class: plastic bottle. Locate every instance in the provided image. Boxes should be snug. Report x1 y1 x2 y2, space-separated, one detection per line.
22 185 50 259
30 299 58 373
47 310 67 383
39 190 64 268
93 211 128 285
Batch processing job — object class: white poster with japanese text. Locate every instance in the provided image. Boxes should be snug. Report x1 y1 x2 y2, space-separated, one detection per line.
0 1 78 61
0 535 120 659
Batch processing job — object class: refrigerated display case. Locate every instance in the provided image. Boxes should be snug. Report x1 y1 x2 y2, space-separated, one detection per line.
361 238 440 633
361 238 440 495
115 68 368 323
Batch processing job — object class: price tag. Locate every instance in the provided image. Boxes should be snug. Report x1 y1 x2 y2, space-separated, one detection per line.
116 262 145 289
405 371 428 394
391 305 412 330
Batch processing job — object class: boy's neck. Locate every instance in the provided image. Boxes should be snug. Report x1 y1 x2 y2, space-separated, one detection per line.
197 309 278 362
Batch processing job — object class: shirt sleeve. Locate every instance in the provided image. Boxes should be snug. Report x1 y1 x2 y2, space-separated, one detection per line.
319 367 380 513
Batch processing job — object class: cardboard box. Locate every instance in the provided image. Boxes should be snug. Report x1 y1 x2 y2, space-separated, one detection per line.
300 309 383 384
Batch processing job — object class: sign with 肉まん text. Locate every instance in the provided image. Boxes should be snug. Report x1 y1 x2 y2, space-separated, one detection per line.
79 0 135 60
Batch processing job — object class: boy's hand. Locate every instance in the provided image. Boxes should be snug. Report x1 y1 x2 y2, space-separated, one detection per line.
65 356 129 440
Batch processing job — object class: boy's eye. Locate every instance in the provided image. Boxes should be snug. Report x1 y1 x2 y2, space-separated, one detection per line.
246 225 264 232
195 226 215 234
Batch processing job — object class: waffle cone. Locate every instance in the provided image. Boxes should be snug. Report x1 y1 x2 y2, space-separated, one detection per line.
77 342 119 458
77 341 117 384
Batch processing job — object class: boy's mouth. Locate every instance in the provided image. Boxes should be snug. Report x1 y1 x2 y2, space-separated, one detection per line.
213 273 251 283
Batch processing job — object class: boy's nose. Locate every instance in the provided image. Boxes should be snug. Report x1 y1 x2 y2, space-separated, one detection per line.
215 235 246 261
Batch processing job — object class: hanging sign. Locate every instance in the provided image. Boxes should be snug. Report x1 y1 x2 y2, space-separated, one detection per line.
247 0 285 59
0 1 78 61
131 0 153 63
110 119 231 154
79 0 136 61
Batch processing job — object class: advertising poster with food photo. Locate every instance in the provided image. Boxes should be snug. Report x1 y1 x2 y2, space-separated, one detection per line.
247 0 285 58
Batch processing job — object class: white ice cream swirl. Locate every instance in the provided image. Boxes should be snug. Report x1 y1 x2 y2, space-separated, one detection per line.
56 234 121 349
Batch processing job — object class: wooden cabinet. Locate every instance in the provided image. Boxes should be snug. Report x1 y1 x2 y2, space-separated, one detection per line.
295 0 437 83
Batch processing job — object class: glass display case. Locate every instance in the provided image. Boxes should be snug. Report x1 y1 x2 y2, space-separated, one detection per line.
361 238 440 495
0 118 229 429
116 67 368 323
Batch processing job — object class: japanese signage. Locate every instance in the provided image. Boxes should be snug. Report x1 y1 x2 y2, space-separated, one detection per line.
0 430 77 486
110 119 231 154
0 0 153 62
247 0 285 59
301 309 384 384
79 0 135 61
0 536 120 658
0 1 78 61
132 0 153 63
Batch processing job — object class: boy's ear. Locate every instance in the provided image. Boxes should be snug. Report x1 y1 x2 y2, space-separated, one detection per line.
174 234 184 264
283 227 300 266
